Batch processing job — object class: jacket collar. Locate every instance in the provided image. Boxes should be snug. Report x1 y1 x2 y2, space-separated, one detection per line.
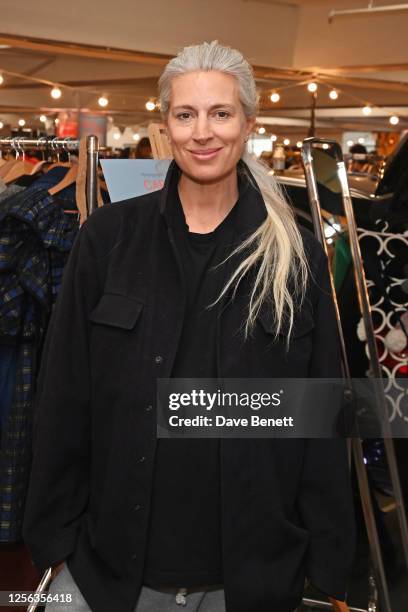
159 159 268 241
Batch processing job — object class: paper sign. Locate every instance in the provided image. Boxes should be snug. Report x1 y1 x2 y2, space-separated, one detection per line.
100 159 171 203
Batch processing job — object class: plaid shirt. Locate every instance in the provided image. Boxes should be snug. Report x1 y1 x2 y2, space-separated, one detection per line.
0 187 79 541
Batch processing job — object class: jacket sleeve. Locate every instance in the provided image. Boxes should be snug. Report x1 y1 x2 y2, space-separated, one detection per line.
298 247 356 601
22 213 106 572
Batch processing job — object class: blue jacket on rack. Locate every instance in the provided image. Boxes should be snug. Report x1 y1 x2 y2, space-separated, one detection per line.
0 185 79 542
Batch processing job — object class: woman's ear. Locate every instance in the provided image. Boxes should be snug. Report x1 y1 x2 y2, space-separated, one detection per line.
245 116 256 141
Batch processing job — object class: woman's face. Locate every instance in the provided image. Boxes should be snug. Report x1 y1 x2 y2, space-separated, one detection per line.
166 70 255 184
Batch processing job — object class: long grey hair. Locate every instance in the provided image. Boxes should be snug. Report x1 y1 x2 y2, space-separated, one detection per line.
158 40 309 343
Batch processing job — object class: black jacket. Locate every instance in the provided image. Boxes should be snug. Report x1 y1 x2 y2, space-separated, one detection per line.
23 161 355 612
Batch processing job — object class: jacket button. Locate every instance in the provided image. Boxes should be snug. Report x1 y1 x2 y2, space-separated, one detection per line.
155 355 163 364
131 553 138 560
146 404 153 412
133 504 141 511
139 456 146 463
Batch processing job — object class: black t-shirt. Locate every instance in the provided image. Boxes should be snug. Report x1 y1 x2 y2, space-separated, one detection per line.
143 190 238 588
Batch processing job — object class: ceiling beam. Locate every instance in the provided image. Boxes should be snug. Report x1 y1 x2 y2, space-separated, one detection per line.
305 62 408 74
0 77 157 90
0 33 172 65
0 32 299 81
23 57 57 77
2 33 408 93
259 104 408 114
0 103 154 118
315 72 408 93
260 68 408 93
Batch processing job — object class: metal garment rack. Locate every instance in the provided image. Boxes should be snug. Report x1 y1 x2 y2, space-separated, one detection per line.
0 135 99 215
301 137 408 612
0 134 99 612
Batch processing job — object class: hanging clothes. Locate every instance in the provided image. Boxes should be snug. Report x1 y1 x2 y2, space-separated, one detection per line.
0 181 80 542
332 234 353 293
334 201 408 536
0 183 26 204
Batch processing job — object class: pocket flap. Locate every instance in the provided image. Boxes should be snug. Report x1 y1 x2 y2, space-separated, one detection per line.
89 294 144 330
259 304 315 339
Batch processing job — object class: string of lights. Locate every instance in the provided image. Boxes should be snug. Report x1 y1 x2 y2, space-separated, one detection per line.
263 76 402 125
0 65 404 133
0 66 164 111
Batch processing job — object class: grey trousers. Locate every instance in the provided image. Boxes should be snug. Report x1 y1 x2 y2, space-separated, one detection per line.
44 563 226 612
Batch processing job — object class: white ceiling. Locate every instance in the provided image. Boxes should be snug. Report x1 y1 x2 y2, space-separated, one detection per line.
0 0 407 134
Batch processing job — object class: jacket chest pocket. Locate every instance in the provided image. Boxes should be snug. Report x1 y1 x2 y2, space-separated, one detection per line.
88 293 146 384
258 303 315 365
89 293 144 330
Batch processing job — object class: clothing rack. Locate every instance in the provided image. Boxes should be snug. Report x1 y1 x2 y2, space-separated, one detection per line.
302 137 408 612
0 135 100 215
0 133 101 612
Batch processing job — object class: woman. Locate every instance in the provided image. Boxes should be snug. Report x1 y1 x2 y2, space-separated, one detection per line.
23 41 355 612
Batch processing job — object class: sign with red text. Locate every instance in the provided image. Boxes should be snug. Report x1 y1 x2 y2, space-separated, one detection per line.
100 159 171 203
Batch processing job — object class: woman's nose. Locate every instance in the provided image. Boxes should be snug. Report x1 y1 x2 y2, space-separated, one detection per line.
192 116 212 141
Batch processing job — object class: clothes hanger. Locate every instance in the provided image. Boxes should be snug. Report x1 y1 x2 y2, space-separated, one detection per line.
29 160 48 175
23 138 48 176
0 139 19 178
75 136 88 224
48 138 79 196
44 137 73 172
3 139 35 184
0 158 18 178
148 122 173 160
32 136 52 173
4 160 36 183
48 164 78 196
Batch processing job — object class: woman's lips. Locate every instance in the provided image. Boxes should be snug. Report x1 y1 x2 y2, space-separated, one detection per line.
189 148 223 160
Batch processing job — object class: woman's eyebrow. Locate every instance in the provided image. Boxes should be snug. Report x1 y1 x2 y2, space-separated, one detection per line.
172 103 236 111
209 104 236 111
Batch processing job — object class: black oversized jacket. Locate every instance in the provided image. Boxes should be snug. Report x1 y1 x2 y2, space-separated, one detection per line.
23 161 355 612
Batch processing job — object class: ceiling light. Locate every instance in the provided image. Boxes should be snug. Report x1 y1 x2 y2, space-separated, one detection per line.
132 132 140 141
98 96 109 108
296 141 302 148
322 143 330 150
51 86 62 99
113 132 121 140
271 134 277 142
18 118 26 127
55 118 59 125
0 74 4 86
307 82 318 93
389 115 399 125
362 105 372 116
258 126 266 135
0 121 3 129
270 92 280 103
329 90 338 100
358 137 365 144
347 140 354 147
40 114 47 123
145 100 156 111
283 138 290 146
